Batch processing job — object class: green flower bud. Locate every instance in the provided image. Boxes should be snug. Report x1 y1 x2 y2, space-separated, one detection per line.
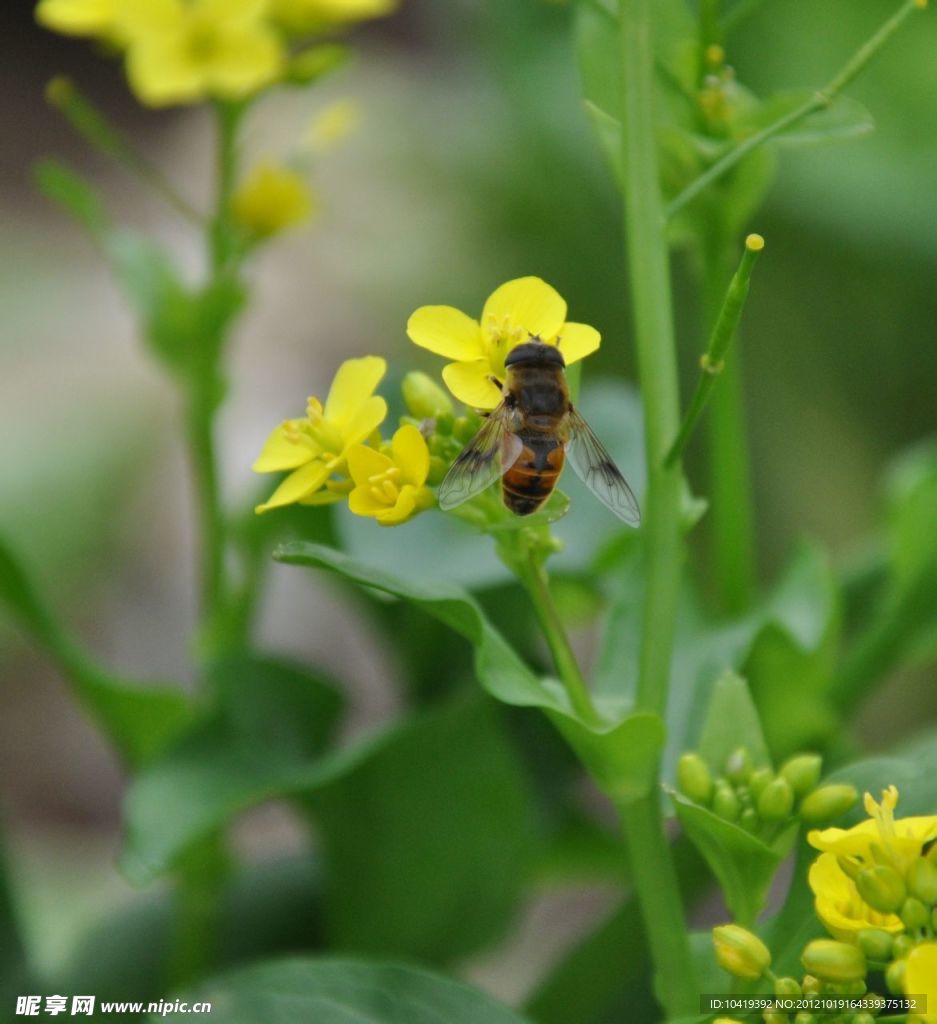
725 746 752 783
453 416 477 443
402 372 455 421
800 939 866 983
853 1014 876 1024
740 807 759 832
802 974 822 995
712 924 772 980
676 752 713 804
758 776 795 822
748 767 773 801
774 976 802 997
892 933 914 959
427 456 448 486
856 928 893 963
780 753 822 797
901 896 929 931
885 958 906 995
799 784 858 825
908 856 937 904
764 1014 788 1024
856 865 906 914
713 782 740 822
933 905 937 931
793 1014 817 1024
842 978 866 995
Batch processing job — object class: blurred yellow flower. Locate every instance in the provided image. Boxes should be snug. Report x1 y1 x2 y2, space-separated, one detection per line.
906 943 937 1024
116 0 284 107
305 99 360 154
253 356 387 513
348 425 433 526
407 276 601 410
35 0 115 38
232 162 315 238
271 0 395 33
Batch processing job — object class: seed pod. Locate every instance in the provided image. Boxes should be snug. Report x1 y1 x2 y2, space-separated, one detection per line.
799 784 858 824
780 753 822 797
800 939 866 983
757 776 795 822
856 865 906 914
712 924 772 980
676 752 713 804
856 928 893 963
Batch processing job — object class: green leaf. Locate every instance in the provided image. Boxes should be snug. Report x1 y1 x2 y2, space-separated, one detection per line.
696 670 771 773
738 90 875 147
0 536 192 768
309 694 538 963
276 542 664 801
120 655 344 885
150 958 533 1024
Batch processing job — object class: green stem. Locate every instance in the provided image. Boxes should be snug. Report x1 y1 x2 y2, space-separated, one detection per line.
667 0 925 219
618 0 697 1014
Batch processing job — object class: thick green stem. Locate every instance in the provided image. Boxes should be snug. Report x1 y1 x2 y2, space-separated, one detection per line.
667 0 925 219
618 0 696 1014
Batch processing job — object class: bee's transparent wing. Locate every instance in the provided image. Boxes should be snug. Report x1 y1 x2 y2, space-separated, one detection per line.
438 406 523 510
566 407 641 525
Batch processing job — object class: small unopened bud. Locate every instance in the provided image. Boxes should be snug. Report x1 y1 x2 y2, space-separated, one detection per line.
676 752 713 804
713 782 740 821
800 939 866 982
758 776 794 822
908 856 937 904
740 807 759 832
802 974 821 995
885 958 906 994
793 1014 817 1024
780 753 822 797
853 1014 876 1024
712 924 772 980
856 865 906 913
725 746 752 783
901 896 929 931
774 976 802 997
800 784 858 825
892 934 914 959
427 456 448 486
453 417 477 443
748 767 773 800
402 372 454 421
856 928 893 963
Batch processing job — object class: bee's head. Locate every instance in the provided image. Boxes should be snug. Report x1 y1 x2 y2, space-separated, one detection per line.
504 338 566 369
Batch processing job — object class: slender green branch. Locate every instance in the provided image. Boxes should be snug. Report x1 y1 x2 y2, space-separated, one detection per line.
618 0 697 1014
46 76 203 225
666 0 926 220
665 233 764 467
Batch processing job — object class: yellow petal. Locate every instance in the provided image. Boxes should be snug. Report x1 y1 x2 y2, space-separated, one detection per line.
348 484 386 517
906 942 937 1023
341 396 388 449
558 321 601 364
252 421 313 472
255 460 330 513
204 25 283 99
124 37 206 107
115 0 180 38
199 0 266 23
347 443 393 486
442 360 502 411
391 425 429 486
324 356 386 428
407 305 484 361
482 276 567 340
298 489 345 506
36 0 114 36
376 485 418 525
808 852 902 940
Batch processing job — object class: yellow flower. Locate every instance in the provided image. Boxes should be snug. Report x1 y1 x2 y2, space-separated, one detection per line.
407 276 601 410
807 786 937 939
270 0 395 33
116 0 284 108
906 942 937 1024
35 0 115 38
347 425 434 526
253 356 387 513
232 162 315 238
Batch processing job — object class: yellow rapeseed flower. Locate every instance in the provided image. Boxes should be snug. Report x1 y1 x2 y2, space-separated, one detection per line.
271 0 395 33
35 0 115 38
807 852 903 940
407 276 601 410
347 424 434 526
232 162 315 238
115 0 284 108
906 942 937 1024
253 356 387 513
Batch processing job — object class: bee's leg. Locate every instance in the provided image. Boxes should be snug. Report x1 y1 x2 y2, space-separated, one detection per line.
487 374 504 391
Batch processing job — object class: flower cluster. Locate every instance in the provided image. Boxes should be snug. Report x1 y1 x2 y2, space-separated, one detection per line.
35 0 395 107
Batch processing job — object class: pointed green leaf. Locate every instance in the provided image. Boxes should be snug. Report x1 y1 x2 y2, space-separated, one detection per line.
738 90 875 147
697 670 771 774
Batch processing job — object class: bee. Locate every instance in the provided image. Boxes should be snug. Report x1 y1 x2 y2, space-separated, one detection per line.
438 338 640 525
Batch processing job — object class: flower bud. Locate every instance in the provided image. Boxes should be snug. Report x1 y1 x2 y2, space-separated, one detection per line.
427 456 448 486
901 896 929 931
853 1014 875 1024
748 767 773 801
793 1014 817 1024
856 928 893 963
725 746 752 783
908 856 937 904
402 372 454 421
780 753 822 797
676 752 713 804
757 776 794 822
713 782 740 821
802 975 821 995
712 924 771 980
764 1014 788 1024
892 933 914 960
800 939 866 983
774 976 802 997
885 958 906 994
856 865 906 913
453 416 478 443
799 784 858 824
740 807 759 832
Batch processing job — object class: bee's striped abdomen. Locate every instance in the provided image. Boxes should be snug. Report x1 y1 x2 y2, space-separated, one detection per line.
502 436 565 516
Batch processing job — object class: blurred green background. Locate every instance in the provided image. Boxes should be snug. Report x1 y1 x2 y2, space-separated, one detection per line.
1 0 936 1001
